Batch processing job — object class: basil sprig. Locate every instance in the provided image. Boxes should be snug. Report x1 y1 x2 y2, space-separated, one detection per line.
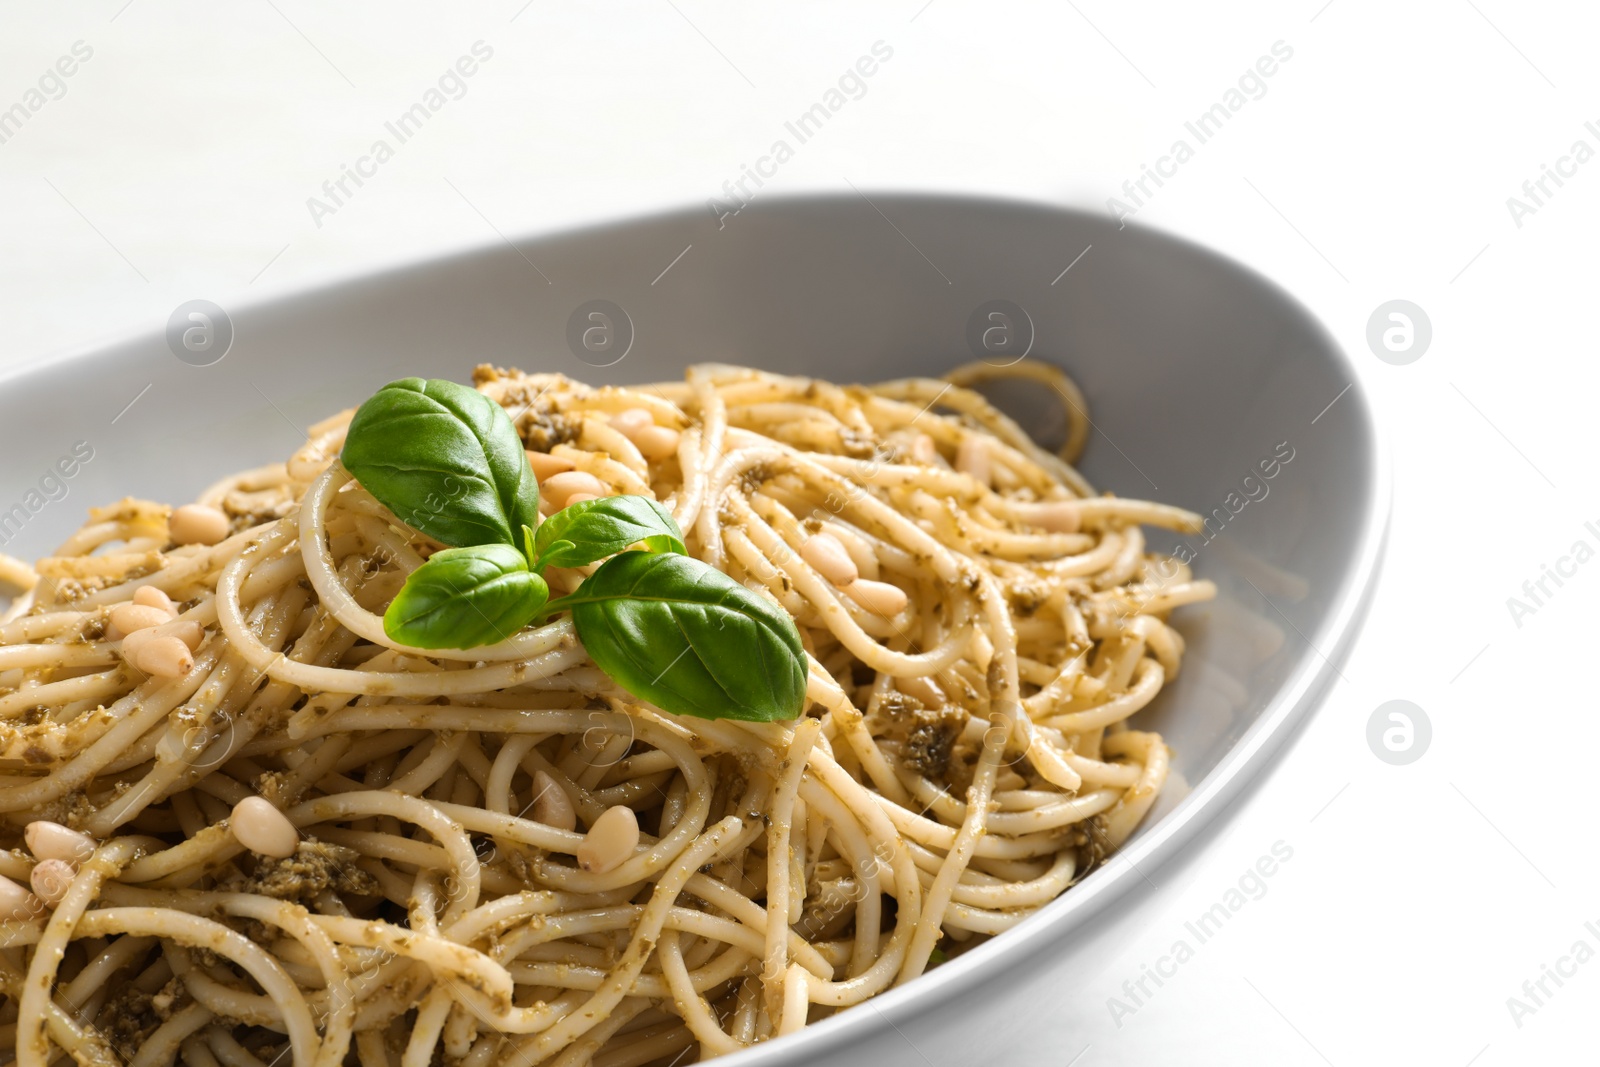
340 378 806 723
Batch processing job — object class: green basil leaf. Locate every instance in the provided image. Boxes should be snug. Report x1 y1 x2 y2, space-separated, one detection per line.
549 551 806 722
341 377 538 549
384 543 549 650
532 496 686 572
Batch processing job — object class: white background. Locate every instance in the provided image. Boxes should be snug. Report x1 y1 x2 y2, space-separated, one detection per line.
2 3 1596 1064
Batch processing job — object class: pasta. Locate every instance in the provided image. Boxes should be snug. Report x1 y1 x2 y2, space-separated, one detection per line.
0 359 1213 1066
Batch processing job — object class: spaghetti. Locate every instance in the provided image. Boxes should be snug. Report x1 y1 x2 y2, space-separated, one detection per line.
0 360 1212 1066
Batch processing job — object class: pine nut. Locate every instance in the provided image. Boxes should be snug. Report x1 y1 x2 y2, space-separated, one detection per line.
609 409 654 436
24 821 95 865
821 522 878 581
542 471 608 508
1011 500 1081 534
800 533 858 586
231 797 299 859
157 619 205 652
30 859 75 908
844 578 908 617
563 492 599 506
956 437 991 487
169 504 231 546
910 434 938 465
0 874 38 919
120 628 158 668
129 634 194 679
631 425 681 461
526 450 576 480
531 770 577 832
577 804 639 873
109 603 172 637
133 586 177 614
606 410 680 461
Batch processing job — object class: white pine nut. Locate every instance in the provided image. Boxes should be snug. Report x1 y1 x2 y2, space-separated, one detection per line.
129 634 194 679
0 874 38 920
109 603 172 637
133 586 177 614
120 627 151 659
609 409 654 436
531 770 577 832
800 533 858 586
1011 500 1081 534
231 797 300 859
844 578 909 618
30 859 75 908
956 437 992 487
542 471 608 508
631 424 681 461
821 522 879 581
526 450 576 480
577 804 640 874
120 628 158 669
24 821 95 865
169 504 231 546
910 434 938 465
157 619 206 652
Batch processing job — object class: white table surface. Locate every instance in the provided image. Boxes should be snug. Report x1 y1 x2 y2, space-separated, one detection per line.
2 3 1595 1064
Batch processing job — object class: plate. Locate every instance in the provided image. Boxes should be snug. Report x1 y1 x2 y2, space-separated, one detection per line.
0 193 1386 1066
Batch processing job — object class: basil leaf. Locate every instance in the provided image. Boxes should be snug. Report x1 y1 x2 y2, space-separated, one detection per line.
533 496 686 572
384 543 549 650
549 551 806 722
341 377 539 550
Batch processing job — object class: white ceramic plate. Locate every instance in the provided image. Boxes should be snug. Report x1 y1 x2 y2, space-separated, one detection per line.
0 194 1386 1066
